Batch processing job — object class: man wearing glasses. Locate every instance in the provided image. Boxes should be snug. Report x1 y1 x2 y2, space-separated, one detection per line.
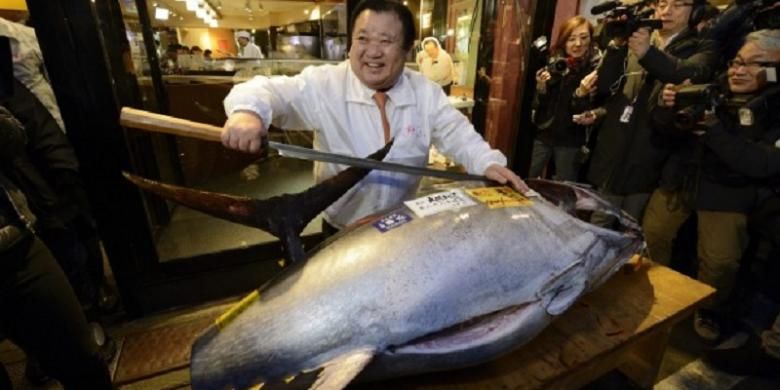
644 29 780 347
583 0 718 227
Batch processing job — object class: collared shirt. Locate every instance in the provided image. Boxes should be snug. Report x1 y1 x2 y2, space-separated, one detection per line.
238 43 264 59
224 61 506 227
0 18 65 132
655 31 681 51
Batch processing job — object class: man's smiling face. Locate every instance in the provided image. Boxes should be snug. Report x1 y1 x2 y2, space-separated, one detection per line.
349 10 408 90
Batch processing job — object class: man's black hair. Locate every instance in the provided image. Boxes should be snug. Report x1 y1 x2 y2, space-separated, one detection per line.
349 0 416 51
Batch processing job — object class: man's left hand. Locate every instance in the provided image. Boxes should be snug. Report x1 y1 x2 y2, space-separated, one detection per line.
628 28 651 59
484 164 529 193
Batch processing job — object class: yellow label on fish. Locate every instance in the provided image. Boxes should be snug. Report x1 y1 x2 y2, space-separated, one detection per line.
465 186 533 209
215 290 260 330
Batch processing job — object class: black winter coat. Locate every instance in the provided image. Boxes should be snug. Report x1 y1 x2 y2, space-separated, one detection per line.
587 28 719 195
653 85 780 213
1 79 86 231
532 52 599 148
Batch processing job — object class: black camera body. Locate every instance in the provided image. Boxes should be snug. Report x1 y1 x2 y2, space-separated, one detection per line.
531 36 572 84
592 0 663 40
673 83 752 130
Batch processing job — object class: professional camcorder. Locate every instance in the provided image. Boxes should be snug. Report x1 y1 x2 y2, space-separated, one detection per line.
703 0 780 58
732 0 780 30
531 36 572 83
591 0 663 40
673 84 745 130
671 82 780 130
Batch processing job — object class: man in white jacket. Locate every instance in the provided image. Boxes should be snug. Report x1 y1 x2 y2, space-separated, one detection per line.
221 0 526 230
236 30 264 59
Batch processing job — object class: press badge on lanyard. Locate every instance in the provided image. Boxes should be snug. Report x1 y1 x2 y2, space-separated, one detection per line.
620 105 634 123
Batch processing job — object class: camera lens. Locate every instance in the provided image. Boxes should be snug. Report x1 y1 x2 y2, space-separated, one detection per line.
552 58 568 73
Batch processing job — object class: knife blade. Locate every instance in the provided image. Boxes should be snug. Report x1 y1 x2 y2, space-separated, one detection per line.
269 141 488 182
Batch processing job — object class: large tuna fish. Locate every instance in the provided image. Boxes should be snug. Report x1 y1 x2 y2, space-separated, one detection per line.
125 147 643 390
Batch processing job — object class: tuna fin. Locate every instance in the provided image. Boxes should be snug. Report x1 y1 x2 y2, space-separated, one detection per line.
122 141 393 263
309 349 374 390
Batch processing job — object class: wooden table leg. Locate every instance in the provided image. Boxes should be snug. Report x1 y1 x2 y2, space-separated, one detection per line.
619 326 673 389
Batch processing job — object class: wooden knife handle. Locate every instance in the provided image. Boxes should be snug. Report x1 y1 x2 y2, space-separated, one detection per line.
120 107 222 142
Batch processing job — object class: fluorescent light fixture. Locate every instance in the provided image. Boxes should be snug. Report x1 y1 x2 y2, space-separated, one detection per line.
209 19 218 28
186 0 198 11
196 7 207 18
155 7 170 20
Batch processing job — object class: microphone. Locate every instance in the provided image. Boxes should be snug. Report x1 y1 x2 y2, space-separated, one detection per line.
591 0 621 15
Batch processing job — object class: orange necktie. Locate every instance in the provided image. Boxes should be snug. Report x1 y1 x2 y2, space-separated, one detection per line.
373 92 391 144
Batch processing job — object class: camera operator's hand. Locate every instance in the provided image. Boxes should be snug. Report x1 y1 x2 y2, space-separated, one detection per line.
535 69 551 93
576 70 598 98
659 79 692 107
628 27 652 59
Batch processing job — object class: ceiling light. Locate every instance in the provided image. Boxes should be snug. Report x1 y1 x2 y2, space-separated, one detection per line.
155 7 170 20
186 0 198 11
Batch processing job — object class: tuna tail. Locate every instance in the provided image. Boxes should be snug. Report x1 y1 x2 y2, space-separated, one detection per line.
123 142 393 263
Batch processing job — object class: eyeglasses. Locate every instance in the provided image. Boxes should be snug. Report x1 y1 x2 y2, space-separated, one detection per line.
728 58 776 70
655 1 694 10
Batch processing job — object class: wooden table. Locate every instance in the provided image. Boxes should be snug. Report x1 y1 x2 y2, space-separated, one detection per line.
52 260 711 389
368 261 715 390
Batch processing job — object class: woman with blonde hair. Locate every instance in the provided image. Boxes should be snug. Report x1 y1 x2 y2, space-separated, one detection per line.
530 16 601 182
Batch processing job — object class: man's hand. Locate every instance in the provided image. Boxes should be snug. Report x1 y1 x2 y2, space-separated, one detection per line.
484 164 530 193
628 28 651 59
660 79 691 107
221 111 267 153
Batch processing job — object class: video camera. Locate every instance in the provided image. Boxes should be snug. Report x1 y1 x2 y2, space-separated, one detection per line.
703 0 780 58
531 35 572 84
734 0 780 30
591 0 663 40
672 83 776 130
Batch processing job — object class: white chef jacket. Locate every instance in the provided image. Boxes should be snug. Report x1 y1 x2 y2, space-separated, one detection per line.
239 42 264 59
224 61 506 228
418 50 455 87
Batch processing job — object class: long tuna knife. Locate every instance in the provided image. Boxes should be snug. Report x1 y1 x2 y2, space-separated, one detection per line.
120 107 489 182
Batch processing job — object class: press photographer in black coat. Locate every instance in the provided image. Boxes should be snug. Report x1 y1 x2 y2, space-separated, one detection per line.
643 29 780 342
0 106 112 389
585 0 719 226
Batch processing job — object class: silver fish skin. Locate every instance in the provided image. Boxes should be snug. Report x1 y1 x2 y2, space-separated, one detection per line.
190 180 643 389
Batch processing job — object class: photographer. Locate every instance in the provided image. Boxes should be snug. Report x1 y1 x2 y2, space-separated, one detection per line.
586 0 719 226
643 29 780 342
530 16 601 182
0 106 112 389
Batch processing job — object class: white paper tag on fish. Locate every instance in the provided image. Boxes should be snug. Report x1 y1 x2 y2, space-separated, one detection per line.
404 189 477 218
